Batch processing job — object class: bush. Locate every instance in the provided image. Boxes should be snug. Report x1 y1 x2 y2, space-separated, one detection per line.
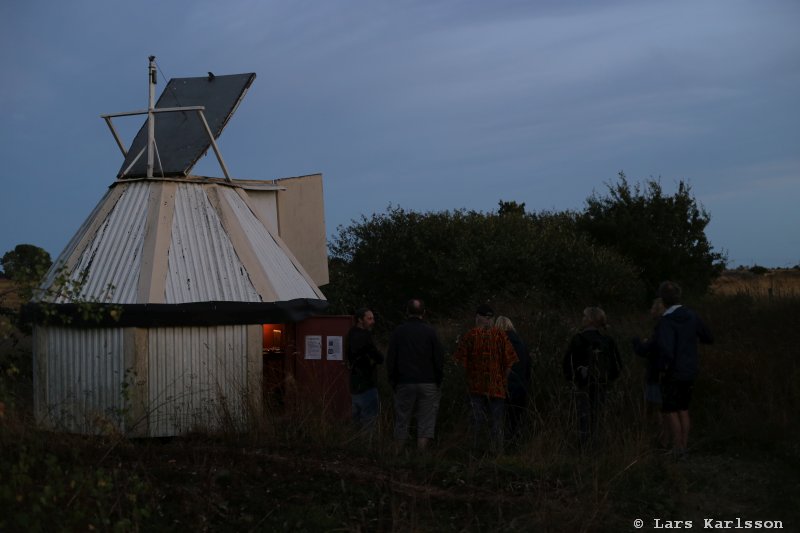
326 204 644 323
577 173 726 297
748 265 769 275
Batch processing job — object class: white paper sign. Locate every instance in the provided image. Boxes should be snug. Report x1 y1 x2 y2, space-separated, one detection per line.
304 335 322 360
327 336 343 361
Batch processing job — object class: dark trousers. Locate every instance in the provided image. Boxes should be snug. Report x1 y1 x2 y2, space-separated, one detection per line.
574 385 606 446
468 394 505 451
505 388 528 444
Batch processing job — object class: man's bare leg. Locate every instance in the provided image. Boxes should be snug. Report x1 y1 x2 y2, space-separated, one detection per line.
665 412 681 449
677 410 691 450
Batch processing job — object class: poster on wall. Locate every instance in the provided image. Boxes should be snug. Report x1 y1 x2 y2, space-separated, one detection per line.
327 336 343 361
305 335 322 360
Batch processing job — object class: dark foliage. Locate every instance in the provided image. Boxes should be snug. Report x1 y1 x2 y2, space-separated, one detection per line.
748 265 769 275
576 172 725 296
326 203 644 324
1 244 52 284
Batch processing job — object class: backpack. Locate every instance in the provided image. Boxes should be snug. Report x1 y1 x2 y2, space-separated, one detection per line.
570 332 620 389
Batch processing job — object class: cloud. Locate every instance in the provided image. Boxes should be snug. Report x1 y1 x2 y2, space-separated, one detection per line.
1 0 798 267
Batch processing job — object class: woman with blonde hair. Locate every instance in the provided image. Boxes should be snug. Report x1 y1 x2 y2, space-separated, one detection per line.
495 315 531 446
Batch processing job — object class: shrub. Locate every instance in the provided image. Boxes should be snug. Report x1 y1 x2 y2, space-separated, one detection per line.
327 204 644 323
577 172 726 297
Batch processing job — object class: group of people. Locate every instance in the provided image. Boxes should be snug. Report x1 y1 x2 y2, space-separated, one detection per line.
346 299 530 451
561 280 713 454
345 299 444 449
345 280 712 456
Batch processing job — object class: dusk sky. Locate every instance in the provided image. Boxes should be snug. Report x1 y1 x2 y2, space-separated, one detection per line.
1 1 798 268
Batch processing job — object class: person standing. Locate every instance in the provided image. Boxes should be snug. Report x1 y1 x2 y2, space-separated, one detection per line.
495 315 532 446
632 297 669 448
563 306 622 448
386 299 445 450
453 304 519 452
346 308 384 433
654 281 713 457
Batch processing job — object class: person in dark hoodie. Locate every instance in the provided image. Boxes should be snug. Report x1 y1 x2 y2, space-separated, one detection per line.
654 281 713 457
563 307 622 448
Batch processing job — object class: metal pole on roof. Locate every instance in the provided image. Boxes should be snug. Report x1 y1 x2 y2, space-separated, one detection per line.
195 109 233 182
146 56 157 178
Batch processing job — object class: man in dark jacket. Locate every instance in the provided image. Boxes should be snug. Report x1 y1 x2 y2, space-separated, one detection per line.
386 299 445 449
654 281 713 457
346 308 383 432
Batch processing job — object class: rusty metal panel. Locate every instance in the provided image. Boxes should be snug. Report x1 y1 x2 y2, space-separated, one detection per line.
36 326 126 434
289 316 353 420
165 183 260 304
147 325 249 437
221 187 320 301
118 73 256 179
53 182 149 304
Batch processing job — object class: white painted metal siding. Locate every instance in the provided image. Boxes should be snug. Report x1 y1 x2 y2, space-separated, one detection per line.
38 180 325 306
55 182 149 304
222 187 319 300
165 183 261 303
246 190 279 234
147 325 250 437
36 188 120 302
37 327 126 434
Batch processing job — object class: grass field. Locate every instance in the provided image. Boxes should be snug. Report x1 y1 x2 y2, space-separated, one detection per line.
711 268 800 299
1 274 799 531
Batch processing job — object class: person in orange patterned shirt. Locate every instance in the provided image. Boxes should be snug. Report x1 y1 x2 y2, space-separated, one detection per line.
453 304 519 452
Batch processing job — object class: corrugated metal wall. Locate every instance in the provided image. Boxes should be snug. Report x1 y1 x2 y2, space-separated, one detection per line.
147 325 250 437
34 324 256 437
39 180 326 306
58 182 149 304
37 327 126 434
222 187 319 300
36 187 119 302
165 183 261 303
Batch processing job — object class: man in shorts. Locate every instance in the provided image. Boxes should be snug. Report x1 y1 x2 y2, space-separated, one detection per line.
654 281 713 457
386 299 445 450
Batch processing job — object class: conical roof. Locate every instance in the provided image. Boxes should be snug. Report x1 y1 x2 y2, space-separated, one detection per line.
32 177 327 326
26 62 328 326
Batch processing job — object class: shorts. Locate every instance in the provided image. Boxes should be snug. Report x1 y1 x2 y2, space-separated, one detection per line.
393 383 441 440
661 379 693 413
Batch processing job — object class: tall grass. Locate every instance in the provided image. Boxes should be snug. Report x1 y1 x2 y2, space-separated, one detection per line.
1 291 799 531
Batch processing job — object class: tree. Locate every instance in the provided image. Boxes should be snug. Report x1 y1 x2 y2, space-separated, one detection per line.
1 244 52 395
497 200 526 216
577 172 725 296
327 203 643 323
1 244 52 284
